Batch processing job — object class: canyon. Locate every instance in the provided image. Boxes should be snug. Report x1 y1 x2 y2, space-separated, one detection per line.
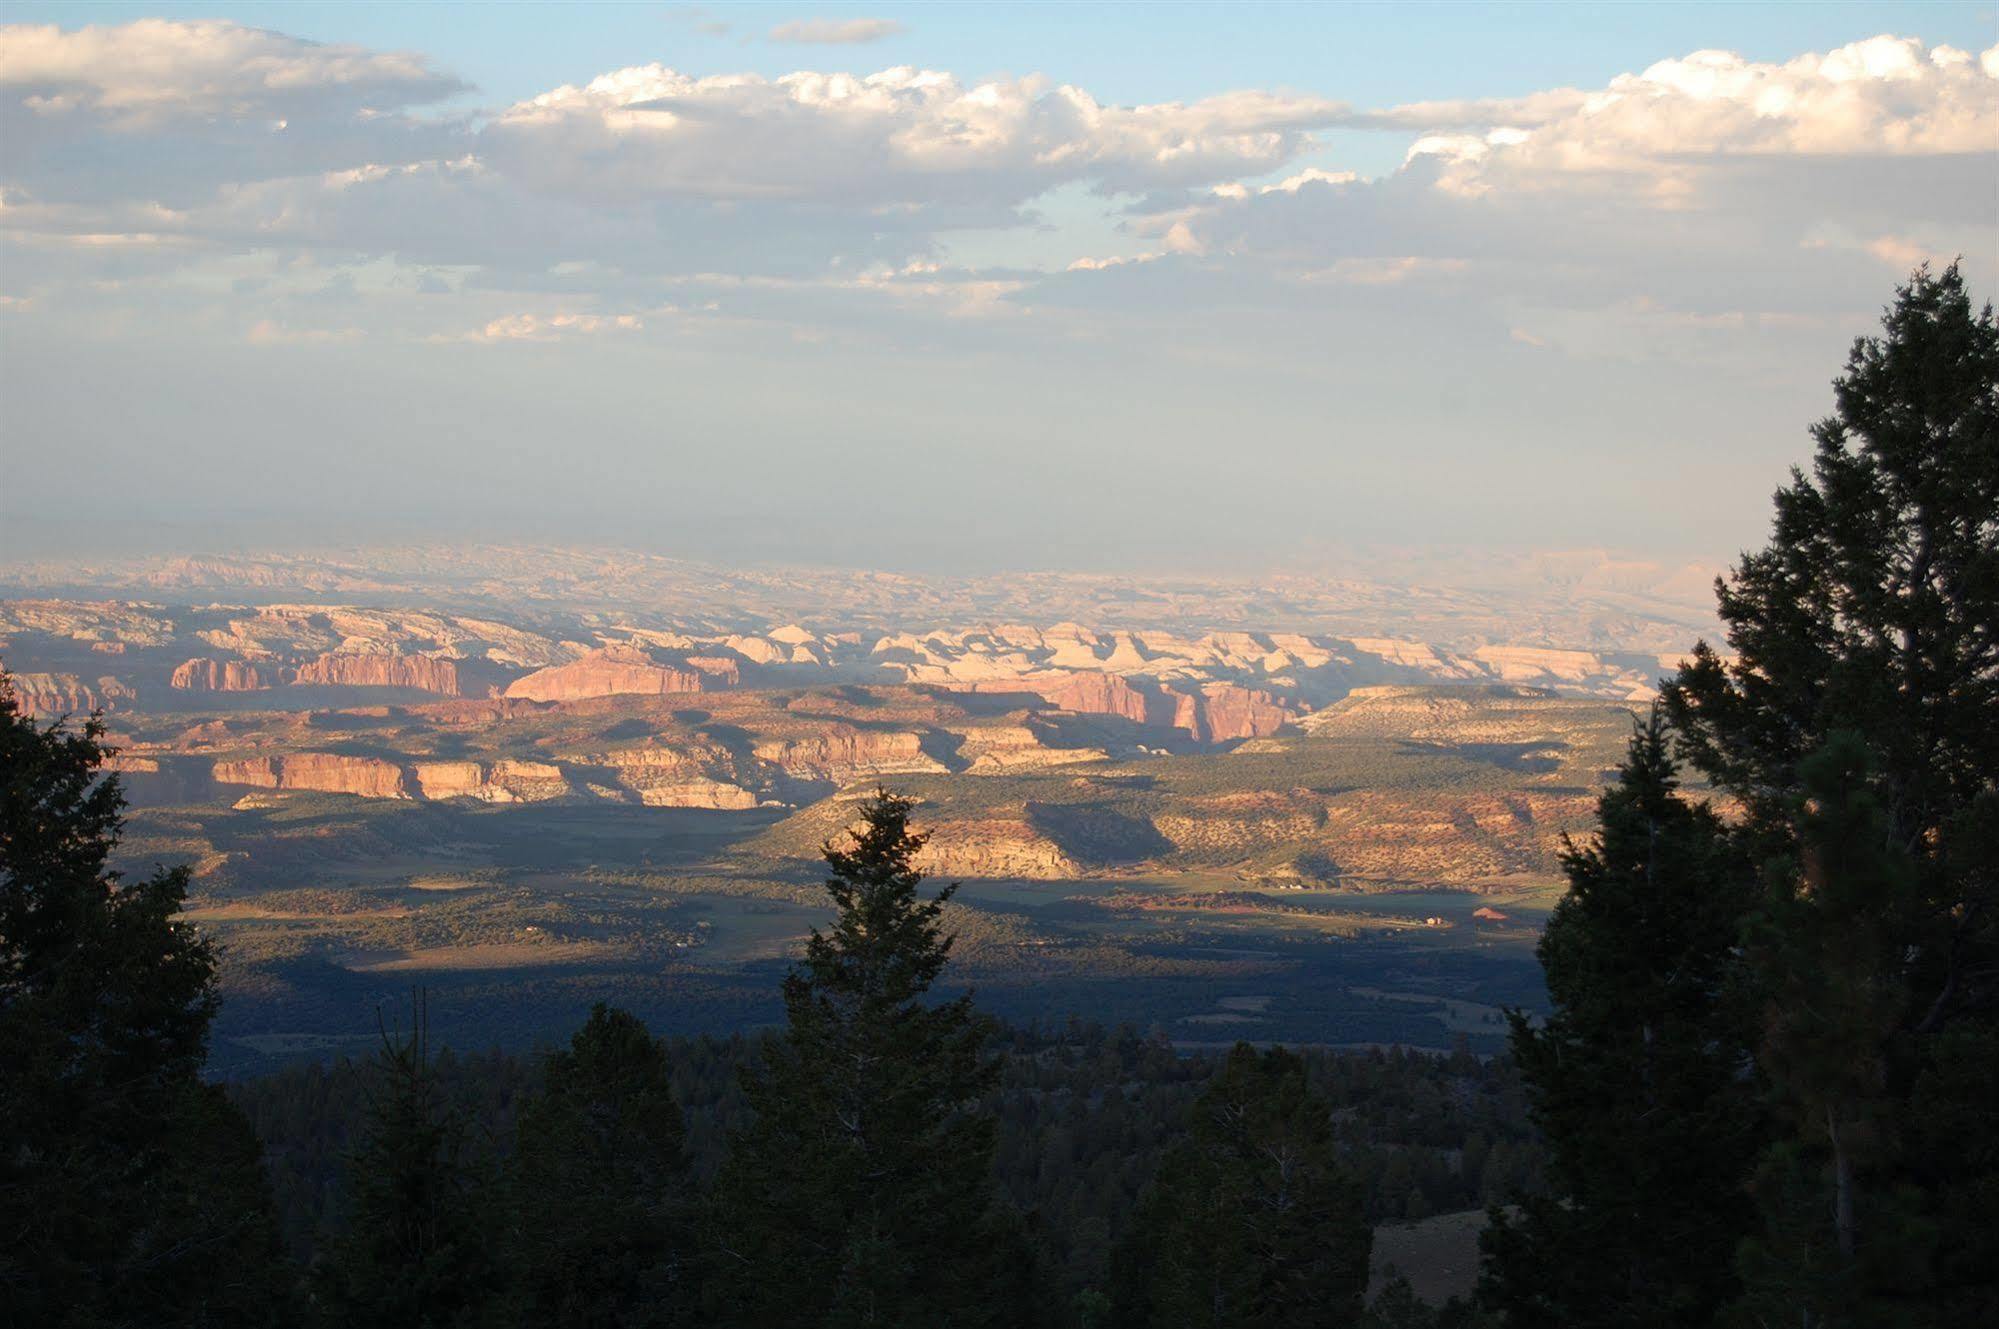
1 552 1677 897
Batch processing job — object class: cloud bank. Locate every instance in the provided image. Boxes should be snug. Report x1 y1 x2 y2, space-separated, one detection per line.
1 19 1994 568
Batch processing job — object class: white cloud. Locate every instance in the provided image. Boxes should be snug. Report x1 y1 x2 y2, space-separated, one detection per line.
482 65 1347 206
1394 35 1996 195
0 19 463 125
1 20 1992 358
1261 167 1359 193
768 18 905 45
456 311 644 342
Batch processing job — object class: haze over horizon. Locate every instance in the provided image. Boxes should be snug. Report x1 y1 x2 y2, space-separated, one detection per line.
3 3 1995 572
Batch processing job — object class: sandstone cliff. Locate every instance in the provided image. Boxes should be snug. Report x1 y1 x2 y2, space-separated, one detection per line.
6 672 134 715
292 652 466 696
751 731 946 785
171 657 275 691
411 759 569 803
212 753 410 799
913 817 1080 880
504 645 707 702
588 746 759 809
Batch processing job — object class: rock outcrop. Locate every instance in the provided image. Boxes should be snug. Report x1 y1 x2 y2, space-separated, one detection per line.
6 672 134 715
586 746 760 809
1174 683 1296 742
292 652 466 696
412 759 569 803
213 753 410 799
504 646 707 702
751 731 945 785
914 817 1079 879
171 657 274 691
968 673 1294 742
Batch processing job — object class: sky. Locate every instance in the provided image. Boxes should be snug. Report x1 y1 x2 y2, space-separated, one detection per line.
2 3 1995 573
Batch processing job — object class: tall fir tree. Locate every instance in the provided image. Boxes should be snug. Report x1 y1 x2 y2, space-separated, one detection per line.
706 789 1025 1328
0 671 289 1325
1108 1043 1371 1329
1661 263 1999 1321
1478 711 1762 1326
502 1003 694 1327
315 991 498 1328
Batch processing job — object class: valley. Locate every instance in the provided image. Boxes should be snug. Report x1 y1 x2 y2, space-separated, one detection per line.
0 548 1676 1073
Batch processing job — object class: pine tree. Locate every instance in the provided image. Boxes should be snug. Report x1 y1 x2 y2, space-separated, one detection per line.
0 671 289 1324
315 991 497 1328
706 789 1018 1328
1109 1043 1370 1328
1477 711 1761 1326
503 1003 694 1327
1661 264 1999 1320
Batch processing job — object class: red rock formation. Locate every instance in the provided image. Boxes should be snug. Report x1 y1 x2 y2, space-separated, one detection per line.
1037 672 1173 726
171 657 274 691
292 651 464 696
1180 683 1296 742
7 673 132 715
412 758 569 803
212 753 409 799
503 646 705 703
752 731 944 784
684 655 742 686
987 672 1292 742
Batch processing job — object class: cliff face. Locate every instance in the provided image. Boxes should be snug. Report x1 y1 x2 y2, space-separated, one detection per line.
977 672 1295 743
412 759 569 803
171 658 274 691
751 731 945 785
1176 684 1296 743
7 672 134 715
955 723 1101 773
504 646 706 702
213 753 410 799
589 746 759 809
292 652 465 696
1037 671 1165 726
914 817 1079 879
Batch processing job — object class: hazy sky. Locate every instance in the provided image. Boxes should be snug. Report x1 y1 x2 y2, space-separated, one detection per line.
3 3 1995 572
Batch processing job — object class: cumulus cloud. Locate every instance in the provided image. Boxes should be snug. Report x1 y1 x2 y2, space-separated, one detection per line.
1392 35 1995 195
768 18 905 45
1 19 1993 357
482 65 1346 206
0 18 464 123
0 19 465 208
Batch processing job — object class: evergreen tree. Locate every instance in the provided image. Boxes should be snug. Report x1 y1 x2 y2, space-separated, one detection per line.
1478 712 1762 1326
0 671 289 1325
1661 264 1999 1320
502 1003 694 1327
1109 1043 1370 1328
315 992 497 1328
706 789 1019 1327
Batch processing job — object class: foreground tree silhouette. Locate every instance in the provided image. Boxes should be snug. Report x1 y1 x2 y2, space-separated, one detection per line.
315 992 497 1328
0 672 288 1324
1108 1043 1370 1328
1661 263 1999 1320
1478 712 1762 1326
502 1003 695 1326
707 789 1023 1327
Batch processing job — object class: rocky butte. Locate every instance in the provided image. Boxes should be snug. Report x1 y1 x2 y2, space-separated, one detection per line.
171 658 277 691
504 645 711 702
291 652 467 696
